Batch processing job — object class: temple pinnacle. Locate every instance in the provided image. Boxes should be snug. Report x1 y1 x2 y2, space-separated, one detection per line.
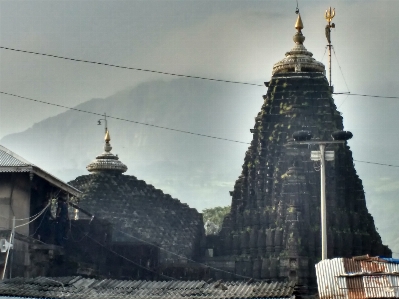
295 13 304 31
105 130 111 143
86 128 128 173
293 13 305 45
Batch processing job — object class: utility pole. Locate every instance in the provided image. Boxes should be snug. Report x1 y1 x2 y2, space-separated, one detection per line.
319 144 327 260
325 7 335 92
1 216 15 280
289 130 352 260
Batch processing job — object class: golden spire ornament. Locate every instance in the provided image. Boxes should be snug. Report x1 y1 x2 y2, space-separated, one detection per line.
295 13 304 31
105 130 111 143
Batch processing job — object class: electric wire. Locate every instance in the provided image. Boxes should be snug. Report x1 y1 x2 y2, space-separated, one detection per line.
334 92 399 99
337 93 349 110
69 222 178 281
331 45 350 94
0 91 250 145
321 45 328 63
16 191 60 221
2 46 399 100
354 160 399 168
0 46 263 87
1 90 399 168
113 227 258 281
14 201 51 229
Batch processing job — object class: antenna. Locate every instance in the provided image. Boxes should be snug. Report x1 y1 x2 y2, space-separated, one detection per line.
295 0 299 14
325 7 335 92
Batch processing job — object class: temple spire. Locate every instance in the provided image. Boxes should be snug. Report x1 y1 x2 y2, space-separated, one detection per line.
86 128 127 174
272 12 325 75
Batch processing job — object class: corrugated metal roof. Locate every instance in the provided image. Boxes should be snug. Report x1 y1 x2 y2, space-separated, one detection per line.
0 145 32 168
0 144 81 197
316 257 399 299
0 276 298 299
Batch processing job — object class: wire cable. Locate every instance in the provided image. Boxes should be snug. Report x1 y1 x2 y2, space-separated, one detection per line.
14 191 60 221
3 46 399 100
354 160 399 168
337 93 349 110
334 92 399 99
113 227 257 281
0 46 263 87
321 45 328 63
70 222 176 280
14 201 51 229
2 91 399 168
331 46 350 93
0 91 250 145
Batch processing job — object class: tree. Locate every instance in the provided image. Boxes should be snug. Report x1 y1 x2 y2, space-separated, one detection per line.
202 206 231 235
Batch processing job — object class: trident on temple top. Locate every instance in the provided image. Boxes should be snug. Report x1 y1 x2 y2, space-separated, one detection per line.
325 7 335 23
325 7 335 91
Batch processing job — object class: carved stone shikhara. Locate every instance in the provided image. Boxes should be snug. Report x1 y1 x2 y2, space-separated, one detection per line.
209 15 391 287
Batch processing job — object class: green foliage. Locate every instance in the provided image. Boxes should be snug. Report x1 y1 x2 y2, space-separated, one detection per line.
202 205 231 227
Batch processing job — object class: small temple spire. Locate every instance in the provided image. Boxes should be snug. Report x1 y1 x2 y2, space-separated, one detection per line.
86 128 127 174
272 12 325 75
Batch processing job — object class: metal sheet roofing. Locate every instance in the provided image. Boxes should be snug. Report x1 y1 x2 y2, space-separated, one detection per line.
316 256 399 299
0 276 298 299
0 145 32 168
0 144 81 197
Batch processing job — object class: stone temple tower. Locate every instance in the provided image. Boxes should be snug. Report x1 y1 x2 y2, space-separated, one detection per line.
212 14 391 287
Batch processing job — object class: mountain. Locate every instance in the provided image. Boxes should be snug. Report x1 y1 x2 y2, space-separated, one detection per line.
0 78 262 211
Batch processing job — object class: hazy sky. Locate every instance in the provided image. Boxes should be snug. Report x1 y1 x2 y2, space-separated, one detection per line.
0 0 399 254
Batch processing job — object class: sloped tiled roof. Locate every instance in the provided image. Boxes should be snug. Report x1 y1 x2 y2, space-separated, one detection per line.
69 173 204 262
0 144 32 168
0 276 298 299
0 144 81 197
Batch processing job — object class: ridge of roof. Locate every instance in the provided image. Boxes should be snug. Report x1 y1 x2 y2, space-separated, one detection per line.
0 144 34 167
0 144 81 197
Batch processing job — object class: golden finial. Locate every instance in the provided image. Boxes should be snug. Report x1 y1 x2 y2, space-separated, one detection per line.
105 130 111 143
295 13 304 31
325 7 335 23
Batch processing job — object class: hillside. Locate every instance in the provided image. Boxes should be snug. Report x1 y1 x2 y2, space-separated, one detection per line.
0 78 261 211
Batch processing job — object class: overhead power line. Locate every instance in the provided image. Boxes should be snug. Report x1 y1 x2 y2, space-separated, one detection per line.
113 227 257 281
69 222 176 280
334 92 399 99
0 46 263 87
331 46 350 94
2 46 399 99
2 90 399 168
0 91 250 145
354 160 399 168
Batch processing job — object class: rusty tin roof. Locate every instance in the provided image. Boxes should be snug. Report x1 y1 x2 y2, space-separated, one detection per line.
316 256 399 299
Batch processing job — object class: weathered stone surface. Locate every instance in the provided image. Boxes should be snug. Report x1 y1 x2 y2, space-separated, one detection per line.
69 172 205 264
214 21 391 287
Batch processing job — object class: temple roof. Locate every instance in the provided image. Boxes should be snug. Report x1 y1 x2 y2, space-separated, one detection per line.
69 172 204 263
86 130 128 174
272 14 325 75
74 129 205 262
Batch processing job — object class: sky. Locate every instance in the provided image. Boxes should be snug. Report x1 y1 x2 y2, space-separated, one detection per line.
0 0 398 254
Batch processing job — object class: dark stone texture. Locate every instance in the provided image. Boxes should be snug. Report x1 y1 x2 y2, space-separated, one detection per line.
213 72 390 287
69 173 205 264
